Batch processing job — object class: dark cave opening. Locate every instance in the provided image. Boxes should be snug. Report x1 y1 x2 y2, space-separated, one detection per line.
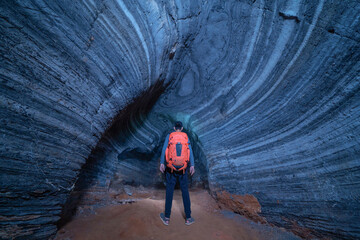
57 79 168 228
57 79 209 229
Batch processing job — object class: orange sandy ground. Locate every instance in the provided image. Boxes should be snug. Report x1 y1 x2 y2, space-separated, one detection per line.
55 189 299 240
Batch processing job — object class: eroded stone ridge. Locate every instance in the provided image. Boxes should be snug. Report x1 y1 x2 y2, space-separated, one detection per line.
1 0 359 239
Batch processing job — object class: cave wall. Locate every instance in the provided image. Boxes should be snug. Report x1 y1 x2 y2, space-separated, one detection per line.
0 0 185 238
1 0 360 239
187 1 360 239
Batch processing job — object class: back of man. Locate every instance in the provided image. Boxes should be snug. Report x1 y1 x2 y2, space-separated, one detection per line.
159 121 195 226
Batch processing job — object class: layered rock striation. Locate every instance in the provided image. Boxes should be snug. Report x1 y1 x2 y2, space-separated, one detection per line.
1 0 183 238
1 0 359 239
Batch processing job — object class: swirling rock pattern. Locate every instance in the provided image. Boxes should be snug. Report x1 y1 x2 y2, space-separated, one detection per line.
1 0 359 239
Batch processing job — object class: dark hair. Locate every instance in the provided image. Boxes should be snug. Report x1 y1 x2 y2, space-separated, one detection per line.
174 121 183 130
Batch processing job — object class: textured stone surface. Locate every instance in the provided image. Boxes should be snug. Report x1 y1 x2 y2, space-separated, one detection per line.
1 0 360 239
1 0 179 238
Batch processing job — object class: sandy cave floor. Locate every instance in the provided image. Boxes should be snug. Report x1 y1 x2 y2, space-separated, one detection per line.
55 189 301 240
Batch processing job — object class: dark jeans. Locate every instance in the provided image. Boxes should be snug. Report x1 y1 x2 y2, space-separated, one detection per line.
165 169 191 219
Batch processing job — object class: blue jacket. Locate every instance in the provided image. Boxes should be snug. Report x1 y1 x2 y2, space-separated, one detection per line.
160 132 195 167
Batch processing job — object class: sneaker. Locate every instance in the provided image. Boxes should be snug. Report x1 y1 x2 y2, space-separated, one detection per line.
185 217 195 225
160 213 170 226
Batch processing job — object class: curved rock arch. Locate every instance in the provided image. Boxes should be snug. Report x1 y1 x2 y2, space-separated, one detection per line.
1 0 359 239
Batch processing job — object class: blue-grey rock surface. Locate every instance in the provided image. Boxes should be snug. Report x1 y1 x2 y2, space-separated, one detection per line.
1 0 359 239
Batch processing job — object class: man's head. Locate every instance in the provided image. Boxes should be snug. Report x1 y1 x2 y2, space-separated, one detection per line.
174 121 183 132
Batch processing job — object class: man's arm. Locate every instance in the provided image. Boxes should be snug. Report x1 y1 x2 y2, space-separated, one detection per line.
159 134 169 172
188 139 195 176
160 133 169 165
188 140 194 167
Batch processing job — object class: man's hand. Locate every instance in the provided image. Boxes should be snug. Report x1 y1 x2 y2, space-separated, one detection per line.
190 166 195 176
160 164 165 173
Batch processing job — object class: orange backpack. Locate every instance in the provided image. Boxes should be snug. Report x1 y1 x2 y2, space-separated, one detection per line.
165 132 190 173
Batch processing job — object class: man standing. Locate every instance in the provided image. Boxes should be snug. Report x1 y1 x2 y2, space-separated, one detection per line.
159 121 195 226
